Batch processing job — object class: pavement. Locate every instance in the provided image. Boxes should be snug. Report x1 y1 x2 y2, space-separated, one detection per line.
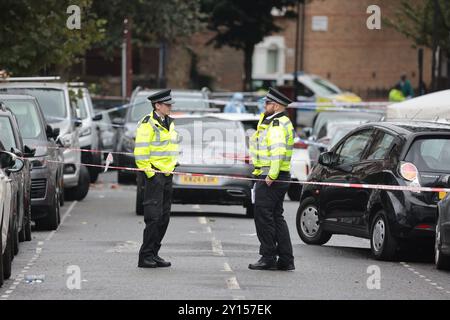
1 171 450 300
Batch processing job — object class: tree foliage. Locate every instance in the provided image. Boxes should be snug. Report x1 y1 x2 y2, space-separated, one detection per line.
201 0 301 90
386 0 450 52
0 0 105 75
91 0 204 55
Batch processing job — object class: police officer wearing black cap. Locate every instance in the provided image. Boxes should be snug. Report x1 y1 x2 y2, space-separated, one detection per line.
248 87 295 271
134 89 180 268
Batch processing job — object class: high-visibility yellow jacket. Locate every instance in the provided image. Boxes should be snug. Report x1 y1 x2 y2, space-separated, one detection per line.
249 112 294 180
134 111 179 178
389 89 406 102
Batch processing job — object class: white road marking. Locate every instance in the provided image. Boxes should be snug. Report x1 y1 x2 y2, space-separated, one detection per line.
399 262 449 296
223 263 232 272
212 237 224 256
0 201 78 300
198 217 207 225
192 205 201 210
206 226 212 234
226 277 241 290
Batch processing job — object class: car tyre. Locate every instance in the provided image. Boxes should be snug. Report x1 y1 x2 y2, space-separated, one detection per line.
2 224 13 280
435 214 450 270
59 174 65 207
296 197 331 245
88 167 100 183
13 219 19 256
370 211 399 261
287 183 302 201
65 166 90 201
0 227 4 287
19 200 32 242
36 188 60 231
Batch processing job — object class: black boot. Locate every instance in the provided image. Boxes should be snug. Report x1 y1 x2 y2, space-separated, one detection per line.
248 257 277 270
153 255 171 267
138 256 158 268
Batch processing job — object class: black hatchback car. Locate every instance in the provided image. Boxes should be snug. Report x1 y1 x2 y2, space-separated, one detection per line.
436 192 450 270
297 121 450 261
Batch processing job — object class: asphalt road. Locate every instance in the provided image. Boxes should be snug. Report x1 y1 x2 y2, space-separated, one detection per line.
1 172 450 300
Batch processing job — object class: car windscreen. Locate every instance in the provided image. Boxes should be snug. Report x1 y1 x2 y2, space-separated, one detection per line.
73 95 89 120
175 118 245 148
313 112 382 138
405 137 450 173
3 100 44 140
0 88 66 123
0 116 17 150
301 77 342 96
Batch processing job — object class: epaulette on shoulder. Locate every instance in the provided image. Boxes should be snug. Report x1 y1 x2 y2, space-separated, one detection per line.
272 119 279 126
142 115 150 123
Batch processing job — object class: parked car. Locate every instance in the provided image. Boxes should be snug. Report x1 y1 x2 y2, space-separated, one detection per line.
69 84 103 183
0 79 90 201
436 192 450 270
253 73 363 127
208 112 310 201
297 121 450 261
308 120 372 166
135 115 255 217
115 88 216 184
0 103 33 250
0 146 25 286
1 94 64 230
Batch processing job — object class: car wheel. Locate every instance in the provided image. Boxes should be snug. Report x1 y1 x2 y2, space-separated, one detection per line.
19 199 32 242
0 226 4 287
36 188 60 231
435 215 450 270
245 204 254 218
296 197 331 245
59 174 65 207
13 219 19 256
370 211 399 261
287 183 302 201
135 172 144 216
88 167 100 183
3 223 13 280
65 166 90 201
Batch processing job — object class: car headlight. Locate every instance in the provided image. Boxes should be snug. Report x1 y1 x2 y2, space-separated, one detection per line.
80 127 92 137
30 156 48 169
122 135 135 152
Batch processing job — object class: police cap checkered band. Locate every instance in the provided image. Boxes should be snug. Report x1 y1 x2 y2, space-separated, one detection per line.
147 89 175 105
266 87 292 106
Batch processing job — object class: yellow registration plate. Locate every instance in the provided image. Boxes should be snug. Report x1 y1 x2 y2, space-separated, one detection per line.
180 176 219 185
439 192 447 200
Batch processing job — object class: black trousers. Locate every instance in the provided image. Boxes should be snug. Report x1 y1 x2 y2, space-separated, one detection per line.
139 173 173 260
254 172 294 264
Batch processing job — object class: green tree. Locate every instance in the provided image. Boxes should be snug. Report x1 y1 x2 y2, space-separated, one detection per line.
201 0 301 90
386 0 450 89
0 0 105 76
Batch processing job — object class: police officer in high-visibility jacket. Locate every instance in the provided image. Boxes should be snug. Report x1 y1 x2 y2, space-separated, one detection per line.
249 87 295 271
134 89 179 268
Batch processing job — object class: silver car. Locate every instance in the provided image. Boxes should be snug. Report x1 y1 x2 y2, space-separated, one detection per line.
135 116 254 217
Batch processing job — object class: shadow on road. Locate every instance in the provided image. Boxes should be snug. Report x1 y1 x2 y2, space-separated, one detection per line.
170 211 251 219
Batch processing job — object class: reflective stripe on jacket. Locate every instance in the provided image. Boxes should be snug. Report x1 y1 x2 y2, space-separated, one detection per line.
249 112 294 179
134 112 179 178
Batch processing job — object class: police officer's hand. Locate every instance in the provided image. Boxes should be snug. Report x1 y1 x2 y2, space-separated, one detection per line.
265 176 274 186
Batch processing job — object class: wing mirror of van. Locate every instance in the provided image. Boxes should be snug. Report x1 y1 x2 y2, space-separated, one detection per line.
112 117 125 126
92 113 103 121
46 125 60 139
0 150 24 172
24 145 36 158
318 151 337 167
74 118 83 127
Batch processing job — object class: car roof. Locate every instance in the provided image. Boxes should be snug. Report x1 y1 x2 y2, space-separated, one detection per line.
0 82 68 90
0 94 37 101
358 121 450 135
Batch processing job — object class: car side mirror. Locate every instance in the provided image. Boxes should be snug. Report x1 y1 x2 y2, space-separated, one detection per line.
92 113 103 121
74 118 83 127
302 127 313 139
7 158 24 173
318 151 336 167
0 150 16 169
112 117 125 126
24 145 36 158
11 147 23 158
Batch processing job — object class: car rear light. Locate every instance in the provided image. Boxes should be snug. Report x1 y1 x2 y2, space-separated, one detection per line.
400 162 419 182
294 140 308 149
415 223 433 230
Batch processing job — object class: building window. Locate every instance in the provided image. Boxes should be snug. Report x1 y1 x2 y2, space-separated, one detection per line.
267 46 279 74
